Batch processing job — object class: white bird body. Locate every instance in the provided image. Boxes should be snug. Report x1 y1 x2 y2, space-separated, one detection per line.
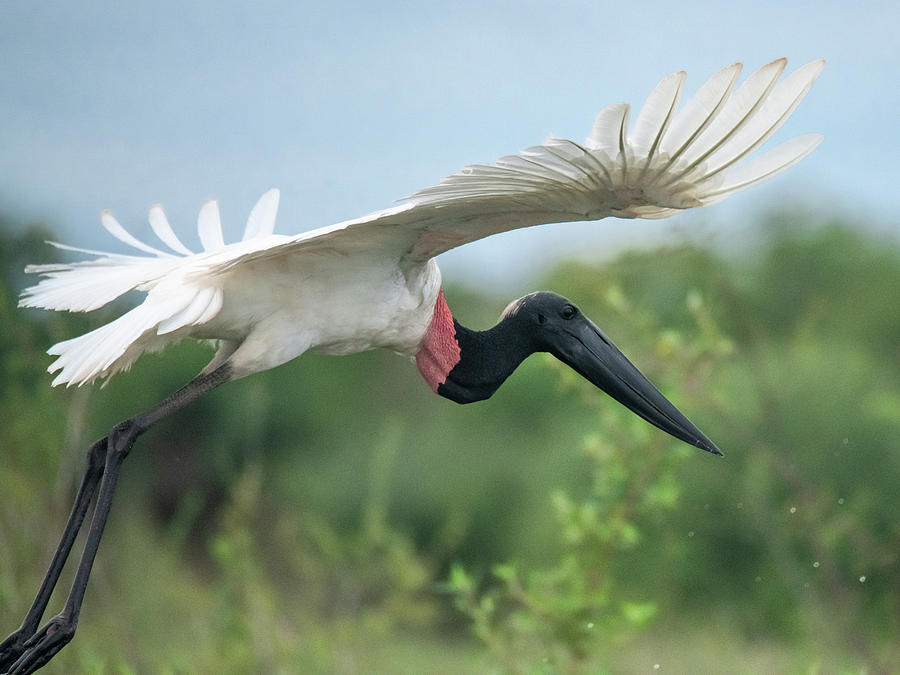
20 58 825 387
206 247 442 370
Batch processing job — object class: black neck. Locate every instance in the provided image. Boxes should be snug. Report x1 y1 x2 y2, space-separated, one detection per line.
436 318 536 404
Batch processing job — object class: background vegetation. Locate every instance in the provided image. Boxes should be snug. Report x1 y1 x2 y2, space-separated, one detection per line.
1 212 898 673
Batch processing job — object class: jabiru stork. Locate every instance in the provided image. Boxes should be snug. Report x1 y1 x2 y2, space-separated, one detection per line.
2 58 823 673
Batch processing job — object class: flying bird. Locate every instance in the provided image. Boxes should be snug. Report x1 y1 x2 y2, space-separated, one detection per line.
1 58 823 673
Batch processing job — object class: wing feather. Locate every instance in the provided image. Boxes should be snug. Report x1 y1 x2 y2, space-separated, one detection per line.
149 204 194 255
698 133 824 202
243 188 280 241
667 59 786 181
22 198 265 384
47 297 184 386
157 286 218 335
197 200 225 251
101 211 169 256
658 63 742 159
585 102 630 155
630 70 686 166
702 60 825 179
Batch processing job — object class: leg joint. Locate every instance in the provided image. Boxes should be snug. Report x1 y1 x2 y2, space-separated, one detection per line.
108 419 142 459
85 438 108 470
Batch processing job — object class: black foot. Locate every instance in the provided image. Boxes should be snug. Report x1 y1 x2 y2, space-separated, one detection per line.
2 615 74 675
0 627 32 671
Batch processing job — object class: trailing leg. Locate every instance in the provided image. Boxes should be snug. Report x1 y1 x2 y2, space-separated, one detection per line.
0 439 107 669
2 364 232 674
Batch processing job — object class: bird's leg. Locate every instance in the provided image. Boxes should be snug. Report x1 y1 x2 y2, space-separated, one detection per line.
2 364 232 675
0 439 107 669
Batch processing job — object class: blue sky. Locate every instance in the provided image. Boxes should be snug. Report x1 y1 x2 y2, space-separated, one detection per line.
1 1 897 287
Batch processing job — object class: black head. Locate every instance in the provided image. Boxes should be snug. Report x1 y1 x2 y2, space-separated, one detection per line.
499 291 584 342
507 292 721 455
443 291 722 456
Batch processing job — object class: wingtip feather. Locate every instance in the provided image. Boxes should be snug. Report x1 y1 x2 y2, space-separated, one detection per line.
243 188 281 241
699 132 823 201
149 204 193 255
197 200 225 251
101 210 167 256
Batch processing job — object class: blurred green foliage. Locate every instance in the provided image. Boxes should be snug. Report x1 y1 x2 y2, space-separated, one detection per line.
1 213 898 673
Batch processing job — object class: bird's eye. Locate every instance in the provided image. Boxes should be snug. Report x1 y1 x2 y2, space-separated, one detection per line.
561 305 577 320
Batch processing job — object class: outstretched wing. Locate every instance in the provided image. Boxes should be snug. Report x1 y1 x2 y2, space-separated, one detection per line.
215 58 823 272
21 58 823 386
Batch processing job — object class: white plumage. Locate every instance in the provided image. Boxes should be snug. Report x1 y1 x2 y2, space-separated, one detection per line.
20 58 824 388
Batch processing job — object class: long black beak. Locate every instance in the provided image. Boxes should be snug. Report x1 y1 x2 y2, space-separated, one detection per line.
550 317 723 456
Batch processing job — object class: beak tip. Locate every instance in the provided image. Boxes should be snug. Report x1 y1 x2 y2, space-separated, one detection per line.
699 440 724 457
